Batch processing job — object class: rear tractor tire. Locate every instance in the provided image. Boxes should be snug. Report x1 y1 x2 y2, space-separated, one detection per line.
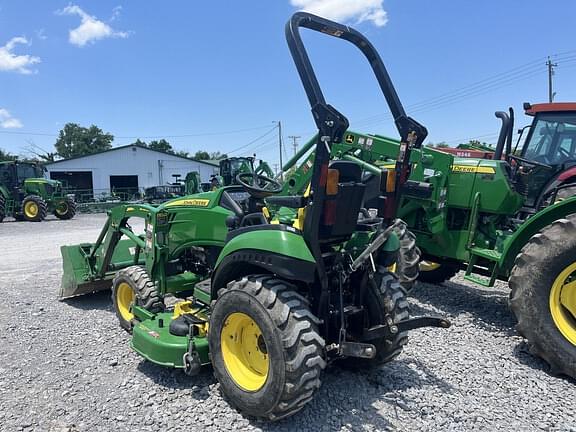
417 260 459 284
509 215 576 378
553 185 576 203
54 196 77 220
0 194 5 223
393 221 421 292
21 195 48 222
111 266 164 332
209 275 326 421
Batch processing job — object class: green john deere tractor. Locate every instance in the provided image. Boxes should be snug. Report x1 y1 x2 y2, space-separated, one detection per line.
59 13 449 420
279 102 576 378
0 160 76 222
144 171 202 203
214 156 275 188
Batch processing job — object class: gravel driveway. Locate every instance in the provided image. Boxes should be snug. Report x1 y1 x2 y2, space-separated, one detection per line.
0 214 574 431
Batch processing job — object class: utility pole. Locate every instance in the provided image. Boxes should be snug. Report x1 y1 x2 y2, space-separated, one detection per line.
547 56 558 103
288 135 301 156
275 121 284 181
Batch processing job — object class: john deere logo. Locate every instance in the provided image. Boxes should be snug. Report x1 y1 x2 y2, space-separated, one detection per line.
165 198 210 207
345 134 354 143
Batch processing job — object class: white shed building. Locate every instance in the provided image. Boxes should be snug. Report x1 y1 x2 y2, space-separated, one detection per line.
45 144 219 197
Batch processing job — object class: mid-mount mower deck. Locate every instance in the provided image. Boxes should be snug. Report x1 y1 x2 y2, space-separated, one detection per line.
60 13 450 420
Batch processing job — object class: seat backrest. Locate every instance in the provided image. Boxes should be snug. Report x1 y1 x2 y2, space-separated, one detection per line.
319 161 365 241
329 161 362 183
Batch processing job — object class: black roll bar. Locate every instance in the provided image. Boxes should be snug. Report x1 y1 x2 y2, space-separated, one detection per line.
285 12 428 146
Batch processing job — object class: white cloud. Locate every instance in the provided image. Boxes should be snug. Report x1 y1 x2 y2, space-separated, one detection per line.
0 108 23 129
57 4 129 47
110 6 122 22
0 37 41 74
290 0 388 27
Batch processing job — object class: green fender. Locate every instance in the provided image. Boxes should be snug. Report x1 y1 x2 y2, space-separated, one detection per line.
212 227 316 295
500 196 576 273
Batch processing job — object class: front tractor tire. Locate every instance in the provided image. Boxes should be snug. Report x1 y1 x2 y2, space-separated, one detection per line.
21 195 48 222
509 215 576 378
54 196 77 220
417 260 459 284
111 266 164 332
209 275 326 421
341 271 409 369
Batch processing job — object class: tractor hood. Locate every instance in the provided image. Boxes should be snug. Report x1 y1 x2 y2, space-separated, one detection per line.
24 177 60 186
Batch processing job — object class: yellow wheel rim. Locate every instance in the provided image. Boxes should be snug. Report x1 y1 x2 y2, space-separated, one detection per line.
55 202 68 215
116 282 135 322
221 312 269 392
549 262 576 345
420 260 441 272
24 201 38 218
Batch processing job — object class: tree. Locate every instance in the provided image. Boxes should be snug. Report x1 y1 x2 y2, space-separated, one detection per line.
425 141 449 148
175 150 190 158
193 150 210 160
0 148 17 161
131 139 147 147
55 123 114 159
209 151 228 160
147 139 173 153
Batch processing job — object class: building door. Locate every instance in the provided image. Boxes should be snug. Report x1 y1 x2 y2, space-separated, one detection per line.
50 171 94 202
109 175 139 198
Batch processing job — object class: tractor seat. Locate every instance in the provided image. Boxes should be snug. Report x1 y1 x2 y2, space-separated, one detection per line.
330 160 362 182
319 161 365 241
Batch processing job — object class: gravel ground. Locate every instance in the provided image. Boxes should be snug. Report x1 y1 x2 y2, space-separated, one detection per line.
0 213 575 432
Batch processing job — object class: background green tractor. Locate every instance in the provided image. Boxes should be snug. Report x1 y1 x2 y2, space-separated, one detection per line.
144 171 202 203
280 101 576 378
59 13 449 420
0 160 76 222
215 156 275 188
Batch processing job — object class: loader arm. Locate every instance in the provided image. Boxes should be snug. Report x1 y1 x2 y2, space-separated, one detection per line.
60 204 160 299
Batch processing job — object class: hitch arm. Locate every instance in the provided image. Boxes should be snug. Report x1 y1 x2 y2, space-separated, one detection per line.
362 316 451 341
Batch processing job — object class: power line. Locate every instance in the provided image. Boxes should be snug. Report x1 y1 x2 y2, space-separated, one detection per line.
227 125 279 155
0 124 274 139
350 52 576 130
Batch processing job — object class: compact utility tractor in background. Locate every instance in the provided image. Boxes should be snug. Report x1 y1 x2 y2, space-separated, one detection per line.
279 102 576 378
0 160 76 222
59 13 450 420
144 171 202 203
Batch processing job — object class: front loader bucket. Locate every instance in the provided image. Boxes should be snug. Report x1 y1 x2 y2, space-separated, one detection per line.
59 243 108 299
59 239 143 299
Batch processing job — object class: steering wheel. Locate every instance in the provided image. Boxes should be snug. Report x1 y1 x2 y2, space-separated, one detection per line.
508 154 553 170
236 172 283 199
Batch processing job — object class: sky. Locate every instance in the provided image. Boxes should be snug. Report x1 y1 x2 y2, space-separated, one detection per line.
1 0 575 169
